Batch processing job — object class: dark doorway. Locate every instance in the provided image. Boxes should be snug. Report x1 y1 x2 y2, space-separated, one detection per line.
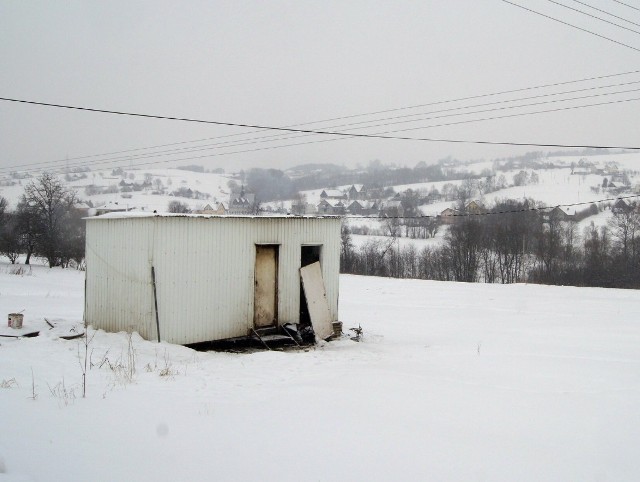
300 245 322 326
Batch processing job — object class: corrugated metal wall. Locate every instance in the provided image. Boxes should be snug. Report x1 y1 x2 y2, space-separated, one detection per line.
85 215 341 344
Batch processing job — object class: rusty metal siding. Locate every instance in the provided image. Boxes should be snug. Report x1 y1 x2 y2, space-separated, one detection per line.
85 216 341 344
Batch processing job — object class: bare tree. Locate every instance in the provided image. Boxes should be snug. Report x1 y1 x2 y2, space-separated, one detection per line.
383 217 400 237
456 178 475 210
534 211 564 281
609 210 639 262
167 200 191 213
488 200 540 283
0 200 22 264
14 200 40 265
583 224 611 285
0 196 7 221
446 219 483 282
291 192 308 215
1 213 22 264
21 173 78 267
0 196 8 253
340 222 355 273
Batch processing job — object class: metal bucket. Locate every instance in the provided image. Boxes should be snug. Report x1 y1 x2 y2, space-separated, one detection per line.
8 313 23 329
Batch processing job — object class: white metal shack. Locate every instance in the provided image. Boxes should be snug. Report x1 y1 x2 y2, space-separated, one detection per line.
84 213 341 344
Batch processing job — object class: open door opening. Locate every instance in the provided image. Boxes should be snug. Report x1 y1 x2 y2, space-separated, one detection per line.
254 245 279 329
300 245 322 327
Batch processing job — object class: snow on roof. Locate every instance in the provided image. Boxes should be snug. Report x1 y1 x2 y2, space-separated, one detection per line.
318 198 345 207
321 189 345 197
553 206 575 216
86 212 340 220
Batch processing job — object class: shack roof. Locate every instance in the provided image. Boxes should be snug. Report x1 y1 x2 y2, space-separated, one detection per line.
86 212 340 221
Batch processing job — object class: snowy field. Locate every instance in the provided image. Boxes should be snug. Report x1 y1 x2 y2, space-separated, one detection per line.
1 262 640 481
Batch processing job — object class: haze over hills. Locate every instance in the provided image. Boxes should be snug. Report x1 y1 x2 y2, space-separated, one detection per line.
1 150 637 226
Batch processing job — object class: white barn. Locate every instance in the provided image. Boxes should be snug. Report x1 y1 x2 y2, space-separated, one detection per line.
84 214 341 345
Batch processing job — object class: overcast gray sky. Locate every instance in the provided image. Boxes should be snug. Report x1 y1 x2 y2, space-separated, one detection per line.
1 0 639 174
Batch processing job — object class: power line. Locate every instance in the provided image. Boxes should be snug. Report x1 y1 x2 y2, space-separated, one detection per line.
570 0 640 27
3 68 640 173
7 94 640 177
500 0 640 52
234 83 640 143
164 90 640 156
545 0 640 34
2 93 640 176
611 0 640 13
5 94 640 177
4 80 640 175
314 86 640 133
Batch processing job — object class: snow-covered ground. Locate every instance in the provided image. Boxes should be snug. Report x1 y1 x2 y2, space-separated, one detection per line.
482 168 608 207
2 261 640 481
550 151 640 172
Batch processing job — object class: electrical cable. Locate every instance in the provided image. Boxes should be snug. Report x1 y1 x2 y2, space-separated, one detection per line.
611 0 640 13
4 81 640 175
544 0 640 34
2 93 640 176
3 69 640 173
500 0 640 52
5 94 640 177
570 0 640 27
193 82 640 150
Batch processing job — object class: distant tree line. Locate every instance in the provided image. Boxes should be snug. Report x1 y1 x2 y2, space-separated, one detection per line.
341 199 640 289
290 159 481 194
0 173 85 268
238 161 460 202
242 156 545 203
245 168 297 202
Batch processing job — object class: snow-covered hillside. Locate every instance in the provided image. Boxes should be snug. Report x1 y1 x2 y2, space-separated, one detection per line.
1 153 637 245
1 261 640 481
1 152 637 217
343 153 639 241
0 168 232 213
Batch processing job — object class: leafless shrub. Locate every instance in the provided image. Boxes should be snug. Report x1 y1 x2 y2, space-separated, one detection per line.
95 333 137 386
159 349 176 377
29 367 37 400
1 378 18 389
47 378 77 406
78 329 97 398
9 265 31 276
349 324 363 342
